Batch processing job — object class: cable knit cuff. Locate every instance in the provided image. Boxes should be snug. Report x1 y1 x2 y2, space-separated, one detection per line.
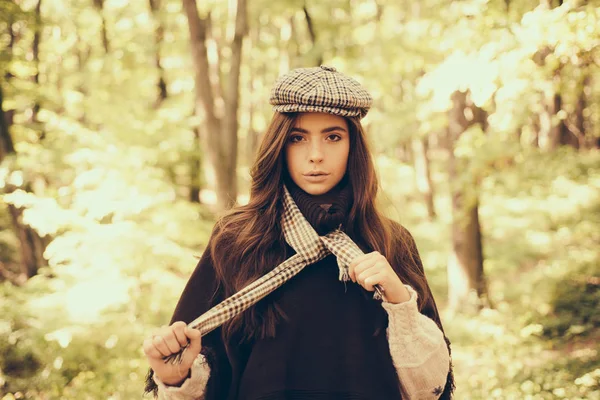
381 284 450 399
153 354 211 400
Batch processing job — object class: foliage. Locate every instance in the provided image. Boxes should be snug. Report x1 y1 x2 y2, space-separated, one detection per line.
446 149 600 399
1 0 600 398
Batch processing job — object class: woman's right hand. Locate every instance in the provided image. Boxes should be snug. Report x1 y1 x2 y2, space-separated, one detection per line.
143 321 202 386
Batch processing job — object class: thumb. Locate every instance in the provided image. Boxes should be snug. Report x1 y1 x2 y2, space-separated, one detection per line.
184 327 202 355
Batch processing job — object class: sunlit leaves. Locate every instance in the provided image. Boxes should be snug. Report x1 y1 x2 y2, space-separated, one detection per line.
0 0 599 398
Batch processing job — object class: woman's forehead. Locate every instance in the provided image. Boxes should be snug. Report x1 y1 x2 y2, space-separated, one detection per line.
293 112 348 130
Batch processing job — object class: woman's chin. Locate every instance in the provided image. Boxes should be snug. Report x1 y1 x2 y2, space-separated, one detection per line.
297 181 334 196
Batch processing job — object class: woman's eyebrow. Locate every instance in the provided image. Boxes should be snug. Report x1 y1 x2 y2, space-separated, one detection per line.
290 126 348 133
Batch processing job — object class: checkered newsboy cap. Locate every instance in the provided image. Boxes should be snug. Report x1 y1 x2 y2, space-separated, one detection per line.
269 65 373 119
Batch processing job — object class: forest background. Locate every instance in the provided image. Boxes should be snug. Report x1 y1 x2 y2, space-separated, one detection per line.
1 0 599 398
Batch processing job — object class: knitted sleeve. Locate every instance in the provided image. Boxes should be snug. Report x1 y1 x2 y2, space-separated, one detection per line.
144 225 233 400
382 285 451 399
153 354 211 400
387 222 455 399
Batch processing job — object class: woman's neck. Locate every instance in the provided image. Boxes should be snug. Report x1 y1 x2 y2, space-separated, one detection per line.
285 176 353 235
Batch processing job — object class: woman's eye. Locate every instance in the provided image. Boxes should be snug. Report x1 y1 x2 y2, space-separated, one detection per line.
327 134 342 142
289 135 304 143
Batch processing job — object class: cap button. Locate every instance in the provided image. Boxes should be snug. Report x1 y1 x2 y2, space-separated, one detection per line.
320 65 337 72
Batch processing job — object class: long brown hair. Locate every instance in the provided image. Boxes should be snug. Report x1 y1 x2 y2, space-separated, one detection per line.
210 112 431 343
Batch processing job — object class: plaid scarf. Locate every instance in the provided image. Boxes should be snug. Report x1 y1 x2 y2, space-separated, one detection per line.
165 184 383 364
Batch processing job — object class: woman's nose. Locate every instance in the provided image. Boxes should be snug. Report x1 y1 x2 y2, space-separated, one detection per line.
308 142 324 163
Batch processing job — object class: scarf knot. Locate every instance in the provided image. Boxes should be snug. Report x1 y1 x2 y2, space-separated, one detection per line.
286 178 352 235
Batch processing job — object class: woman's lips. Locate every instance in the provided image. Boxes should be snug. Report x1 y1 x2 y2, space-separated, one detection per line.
303 174 329 183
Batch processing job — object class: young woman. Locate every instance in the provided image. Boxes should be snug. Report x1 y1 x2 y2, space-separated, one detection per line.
143 66 454 400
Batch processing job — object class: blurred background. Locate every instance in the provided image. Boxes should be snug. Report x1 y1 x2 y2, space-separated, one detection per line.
1 0 599 398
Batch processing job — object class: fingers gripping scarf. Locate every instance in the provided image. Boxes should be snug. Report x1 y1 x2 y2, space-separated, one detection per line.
165 185 383 364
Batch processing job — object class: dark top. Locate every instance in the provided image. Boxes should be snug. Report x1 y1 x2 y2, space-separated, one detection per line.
163 182 453 400
236 250 402 399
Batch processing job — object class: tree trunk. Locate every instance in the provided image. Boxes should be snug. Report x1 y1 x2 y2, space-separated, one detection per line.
0 85 15 158
278 18 291 75
288 15 302 69
75 29 91 123
0 84 44 283
246 26 259 165
53 25 65 114
556 90 578 148
221 0 247 207
538 74 564 151
205 14 225 116
148 0 168 107
93 0 110 54
534 0 569 150
445 90 491 313
31 0 44 139
189 127 201 203
182 0 247 211
4 17 15 82
411 136 436 220
6 205 43 280
446 190 488 313
246 23 268 166
529 115 540 148
394 143 411 163
246 74 259 166
574 74 592 149
303 4 323 66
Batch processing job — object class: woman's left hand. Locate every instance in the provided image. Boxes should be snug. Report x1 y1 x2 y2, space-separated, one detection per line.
348 251 411 304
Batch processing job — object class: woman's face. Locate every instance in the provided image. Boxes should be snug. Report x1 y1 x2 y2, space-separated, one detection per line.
284 112 350 195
